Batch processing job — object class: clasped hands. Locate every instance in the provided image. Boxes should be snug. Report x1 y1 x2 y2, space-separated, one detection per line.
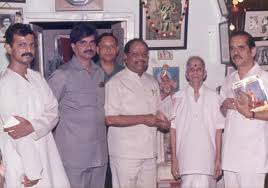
144 111 170 130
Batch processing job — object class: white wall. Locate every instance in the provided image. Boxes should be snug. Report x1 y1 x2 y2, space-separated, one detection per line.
0 0 226 89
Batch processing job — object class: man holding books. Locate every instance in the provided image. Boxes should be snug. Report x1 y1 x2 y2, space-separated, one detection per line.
220 31 268 187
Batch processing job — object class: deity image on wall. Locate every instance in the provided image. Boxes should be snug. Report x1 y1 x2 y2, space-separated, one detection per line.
153 65 179 163
145 0 183 40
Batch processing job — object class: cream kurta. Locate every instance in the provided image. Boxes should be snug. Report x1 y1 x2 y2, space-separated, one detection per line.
221 63 268 173
0 68 70 188
105 68 161 159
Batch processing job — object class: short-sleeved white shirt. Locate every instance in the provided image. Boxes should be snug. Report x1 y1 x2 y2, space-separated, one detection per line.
171 85 224 175
105 68 161 159
221 63 268 173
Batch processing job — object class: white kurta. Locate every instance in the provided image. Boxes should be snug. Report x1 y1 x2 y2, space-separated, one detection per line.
105 68 161 159
220 63 268 173
0 68 70 188
171 85 224 175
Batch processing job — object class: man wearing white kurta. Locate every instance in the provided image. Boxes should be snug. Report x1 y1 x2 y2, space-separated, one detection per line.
0 23 70 188
105 39 170 188
220 31 268 187
170 56 224 188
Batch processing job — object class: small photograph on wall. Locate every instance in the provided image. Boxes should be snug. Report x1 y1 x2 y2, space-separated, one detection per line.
153 64 179 100
157 50 173 60
255 40 268 65
244 10 268 40
0 8 22 42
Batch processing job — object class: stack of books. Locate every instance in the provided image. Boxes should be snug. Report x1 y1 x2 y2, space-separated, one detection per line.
232 75 268 112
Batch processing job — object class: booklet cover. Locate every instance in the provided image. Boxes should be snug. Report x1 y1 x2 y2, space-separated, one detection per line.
232 75 268 112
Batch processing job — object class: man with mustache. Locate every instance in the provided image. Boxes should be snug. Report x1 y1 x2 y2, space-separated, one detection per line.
105 38 170 188
48 23 108 188
0 23 70 187
220 31 268 187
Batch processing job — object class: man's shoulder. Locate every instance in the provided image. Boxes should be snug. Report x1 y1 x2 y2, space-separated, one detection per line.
143 72 158 84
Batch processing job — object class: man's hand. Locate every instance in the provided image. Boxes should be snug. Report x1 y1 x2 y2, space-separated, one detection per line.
4 116 34 139
22 176 39 187
171 157 181 181
236 92 253 118
221 98 236 110
213 158 222 179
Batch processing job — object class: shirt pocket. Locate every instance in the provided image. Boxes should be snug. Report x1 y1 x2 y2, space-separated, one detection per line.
70 89 97 108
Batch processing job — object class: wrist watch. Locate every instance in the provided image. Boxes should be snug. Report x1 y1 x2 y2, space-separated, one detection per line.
65 0 92 6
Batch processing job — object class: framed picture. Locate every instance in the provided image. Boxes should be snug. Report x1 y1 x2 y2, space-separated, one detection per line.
0 8 23 42
139 0 189 49
0 0 25 2
152 64 179 100
219 21 230 64
55 0 103 11
255 40 268 66
217 0 228 17
157 50 173 60
244 10 268 40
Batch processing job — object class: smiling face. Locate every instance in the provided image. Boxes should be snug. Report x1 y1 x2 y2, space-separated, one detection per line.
71 35 96 62
230 35 256 69
5 34 35 66
186 57 206 88
97 36 119 63
125 41 149 76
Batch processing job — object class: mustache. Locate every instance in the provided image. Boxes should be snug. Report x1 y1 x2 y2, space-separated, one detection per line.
233 54 242 59
83 49 95 54
21 52 34 58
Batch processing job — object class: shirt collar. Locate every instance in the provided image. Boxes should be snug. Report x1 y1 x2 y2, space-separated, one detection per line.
235 62 262 80
125 67 145 79
70 56 98 73
187 84 204 95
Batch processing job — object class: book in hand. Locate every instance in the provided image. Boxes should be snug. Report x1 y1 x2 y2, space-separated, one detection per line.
232 75 268 112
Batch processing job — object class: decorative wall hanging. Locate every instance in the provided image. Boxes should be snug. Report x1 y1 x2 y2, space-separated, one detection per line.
0 7 22 42
55 0 103 11
140 0 189 49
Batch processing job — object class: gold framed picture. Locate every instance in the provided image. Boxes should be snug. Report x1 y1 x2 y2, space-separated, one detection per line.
0 8 23 43
55 0 103 11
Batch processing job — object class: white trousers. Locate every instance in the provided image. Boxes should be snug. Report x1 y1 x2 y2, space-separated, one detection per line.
181 174 216 188
224 171 265 188
110 156 157 188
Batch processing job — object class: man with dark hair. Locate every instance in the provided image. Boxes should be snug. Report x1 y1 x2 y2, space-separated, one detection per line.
170 56 224 187
96 33 124 188
0 23 70 187
96 32 124 82
220 30 268 187
105 38 170 188
48 23 108 188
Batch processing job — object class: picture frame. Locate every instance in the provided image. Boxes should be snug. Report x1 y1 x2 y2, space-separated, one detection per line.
217 0 228 17
219 21 230 64
0 0 25 2
157 50 173 60
0 8 23 42
244 10 268 40
255 40 268 66
55 0 103 11
139 0 189 50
